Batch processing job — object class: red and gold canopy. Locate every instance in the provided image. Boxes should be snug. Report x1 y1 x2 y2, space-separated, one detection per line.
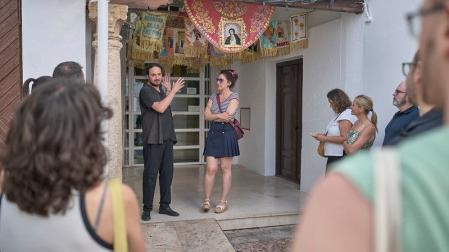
184 0 275 53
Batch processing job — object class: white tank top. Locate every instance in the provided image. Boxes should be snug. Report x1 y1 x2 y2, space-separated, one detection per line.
0 192 112 252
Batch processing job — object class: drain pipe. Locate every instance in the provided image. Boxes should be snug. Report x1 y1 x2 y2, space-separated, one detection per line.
97 0 108 103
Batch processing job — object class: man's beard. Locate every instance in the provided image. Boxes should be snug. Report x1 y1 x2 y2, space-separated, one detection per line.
149 80 161 87
393 96 406 108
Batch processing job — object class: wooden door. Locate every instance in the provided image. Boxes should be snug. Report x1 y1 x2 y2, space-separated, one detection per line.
0 0 22 148
276 59 303 184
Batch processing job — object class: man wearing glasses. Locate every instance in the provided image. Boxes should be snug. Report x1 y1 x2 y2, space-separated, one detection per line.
387 51 443 145
382 81 419 145
292 0 449 251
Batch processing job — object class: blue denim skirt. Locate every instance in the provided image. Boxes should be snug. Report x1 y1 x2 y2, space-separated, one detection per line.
203 122 240 158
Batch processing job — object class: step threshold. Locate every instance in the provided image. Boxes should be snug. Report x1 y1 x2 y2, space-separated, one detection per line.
217 212 300 231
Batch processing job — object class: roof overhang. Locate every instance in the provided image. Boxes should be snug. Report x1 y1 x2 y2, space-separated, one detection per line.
237 0 364 14
109 0 364 14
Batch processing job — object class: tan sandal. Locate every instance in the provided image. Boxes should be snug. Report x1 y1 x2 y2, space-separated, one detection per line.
214 200 228 214
202 199 211 212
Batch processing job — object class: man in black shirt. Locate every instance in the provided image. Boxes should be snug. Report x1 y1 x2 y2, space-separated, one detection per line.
388 50 443 145
382 81 419 146
139 63 185 221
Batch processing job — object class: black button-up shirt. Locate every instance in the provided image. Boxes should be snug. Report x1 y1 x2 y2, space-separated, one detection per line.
139 83 177 145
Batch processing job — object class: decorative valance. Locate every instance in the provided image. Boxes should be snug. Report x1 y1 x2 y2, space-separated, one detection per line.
184 0 275 53
131 11 168 60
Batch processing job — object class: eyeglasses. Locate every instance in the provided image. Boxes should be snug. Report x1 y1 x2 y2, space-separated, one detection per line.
394 89 407 95
402 62 416 76
216 78 226 83
406 2 445 37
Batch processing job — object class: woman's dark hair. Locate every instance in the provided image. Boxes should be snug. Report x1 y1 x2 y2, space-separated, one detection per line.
22 76 53 97
219 69 238 89
326 88 352 113
1 79 112 216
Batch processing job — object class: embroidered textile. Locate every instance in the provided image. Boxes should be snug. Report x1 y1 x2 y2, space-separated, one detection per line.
185 0 274 53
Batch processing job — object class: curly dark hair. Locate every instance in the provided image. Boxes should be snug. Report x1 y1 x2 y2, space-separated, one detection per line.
1 79 112 216
219 69 238 89
326 88 352 113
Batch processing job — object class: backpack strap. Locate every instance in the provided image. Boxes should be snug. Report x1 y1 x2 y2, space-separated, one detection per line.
109 179 128 252
374 148 401 252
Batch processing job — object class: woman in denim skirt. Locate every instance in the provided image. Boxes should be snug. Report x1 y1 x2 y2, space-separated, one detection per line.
202 69 240 213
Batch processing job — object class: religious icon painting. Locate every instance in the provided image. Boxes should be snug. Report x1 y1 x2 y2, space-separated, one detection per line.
290 13 307 42
219 19 246 49
185 0 274 53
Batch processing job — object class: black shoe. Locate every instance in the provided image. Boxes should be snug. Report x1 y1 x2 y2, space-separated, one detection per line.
141 210 151 221
159 207 180 216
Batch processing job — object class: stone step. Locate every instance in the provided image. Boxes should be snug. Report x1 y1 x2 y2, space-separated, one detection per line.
142 219 234 252
217 212 300 231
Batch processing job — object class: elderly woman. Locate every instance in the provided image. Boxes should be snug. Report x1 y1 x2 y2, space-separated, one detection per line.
344 95 377 155
313 89 358 172
0 79 144 251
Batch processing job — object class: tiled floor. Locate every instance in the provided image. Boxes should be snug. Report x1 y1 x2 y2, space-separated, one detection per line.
123 165 307 224
124 165 307 251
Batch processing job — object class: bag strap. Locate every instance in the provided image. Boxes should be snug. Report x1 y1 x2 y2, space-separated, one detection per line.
216 94 223 113
374 148 401 252
108 178 128 252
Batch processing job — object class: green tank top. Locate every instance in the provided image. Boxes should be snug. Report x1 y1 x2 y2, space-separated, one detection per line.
334 126 449 252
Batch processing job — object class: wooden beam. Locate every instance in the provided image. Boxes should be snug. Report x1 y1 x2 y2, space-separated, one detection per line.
109 0 171 9
236 0 364 14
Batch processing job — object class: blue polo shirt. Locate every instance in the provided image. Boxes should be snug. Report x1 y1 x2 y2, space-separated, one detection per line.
383 105 419 146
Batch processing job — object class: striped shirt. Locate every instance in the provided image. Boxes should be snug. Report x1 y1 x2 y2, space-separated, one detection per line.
210 92 239 114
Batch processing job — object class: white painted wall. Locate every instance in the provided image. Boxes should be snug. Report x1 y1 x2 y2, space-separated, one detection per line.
239 18 348 182
22 0 87 80
237 0 420 192
362 0 420 145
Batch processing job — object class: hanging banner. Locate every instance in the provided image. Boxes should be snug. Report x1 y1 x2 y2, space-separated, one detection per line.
184 0 274 53
131 12 168 61
290 13 308 51
259 20 278 57
184 18 208 58
276 19 291 56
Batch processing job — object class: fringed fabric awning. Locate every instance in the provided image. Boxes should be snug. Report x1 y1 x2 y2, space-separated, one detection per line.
184 0 275 53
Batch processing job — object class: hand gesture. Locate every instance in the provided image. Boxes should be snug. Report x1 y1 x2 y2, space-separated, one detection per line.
162 75 171 92
171 78 185 93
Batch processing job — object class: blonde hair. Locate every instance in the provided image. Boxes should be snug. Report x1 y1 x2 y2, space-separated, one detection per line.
354 95 378 131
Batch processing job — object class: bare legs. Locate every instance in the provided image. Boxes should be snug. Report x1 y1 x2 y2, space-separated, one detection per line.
203 156 233 211
219 157 232 202
204 156 218 201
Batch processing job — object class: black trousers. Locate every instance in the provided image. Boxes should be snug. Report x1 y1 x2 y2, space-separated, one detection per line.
142 141 174 211
325 155 345 173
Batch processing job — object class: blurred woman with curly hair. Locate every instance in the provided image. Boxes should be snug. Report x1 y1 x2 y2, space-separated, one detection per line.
0 79 144 251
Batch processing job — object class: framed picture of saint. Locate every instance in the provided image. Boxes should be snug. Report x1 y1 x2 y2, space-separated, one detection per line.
220 19 245 49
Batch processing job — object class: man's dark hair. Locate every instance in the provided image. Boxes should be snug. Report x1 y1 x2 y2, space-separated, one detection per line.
1 78 112 216
327 88 352 113
146 62 165 76
145 62 165 75
52 61 85 83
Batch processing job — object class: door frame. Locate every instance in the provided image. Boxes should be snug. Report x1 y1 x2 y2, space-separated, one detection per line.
275 58 303 184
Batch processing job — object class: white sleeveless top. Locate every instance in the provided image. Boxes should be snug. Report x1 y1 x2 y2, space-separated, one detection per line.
324 108 358 156
0 192 112 252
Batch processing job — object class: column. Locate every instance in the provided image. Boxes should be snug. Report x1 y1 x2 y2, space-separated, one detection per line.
88 2 128 180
